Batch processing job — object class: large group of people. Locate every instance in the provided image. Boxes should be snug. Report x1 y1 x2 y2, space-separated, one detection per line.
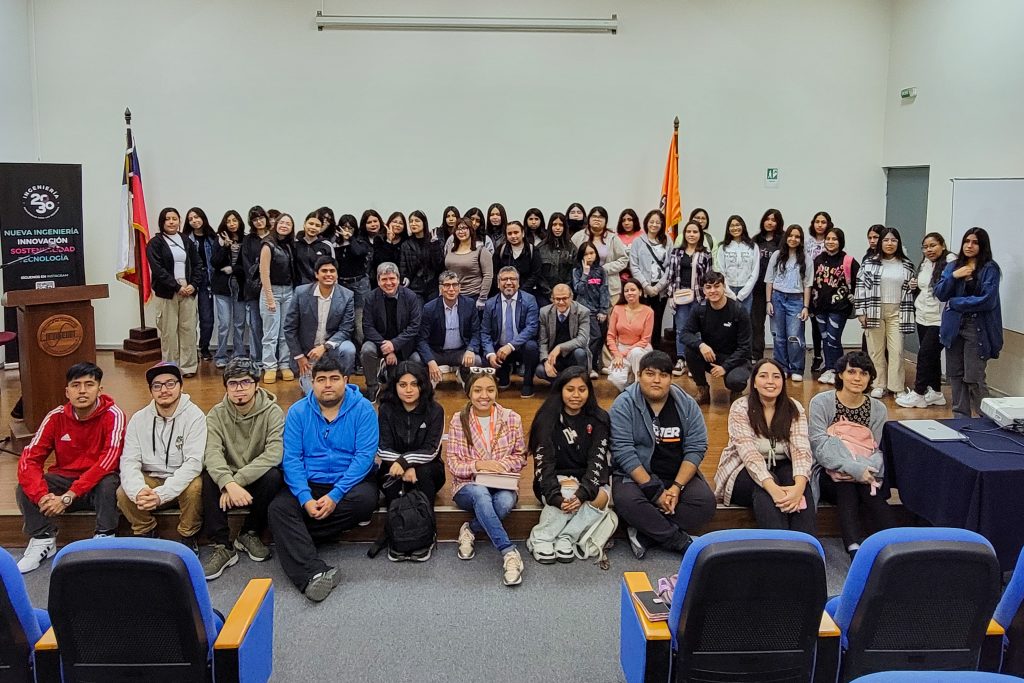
13 203 1004 601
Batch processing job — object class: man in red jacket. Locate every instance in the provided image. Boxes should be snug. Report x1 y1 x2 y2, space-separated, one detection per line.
15 362 127 573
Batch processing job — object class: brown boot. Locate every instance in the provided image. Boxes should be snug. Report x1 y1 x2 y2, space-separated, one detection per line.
695 385 711 405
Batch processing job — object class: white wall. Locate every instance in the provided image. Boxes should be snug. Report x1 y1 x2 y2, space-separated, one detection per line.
25 0 891 346
883 0 1024 395
0 0 36 161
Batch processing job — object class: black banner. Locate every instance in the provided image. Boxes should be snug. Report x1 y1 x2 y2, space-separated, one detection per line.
0 163 87 362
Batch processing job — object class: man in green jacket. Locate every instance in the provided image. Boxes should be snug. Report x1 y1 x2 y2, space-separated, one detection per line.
201 357 285 580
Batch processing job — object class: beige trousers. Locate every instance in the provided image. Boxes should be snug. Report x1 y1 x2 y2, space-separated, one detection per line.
154 293 199 374
865 303 905 393
116 474 203 537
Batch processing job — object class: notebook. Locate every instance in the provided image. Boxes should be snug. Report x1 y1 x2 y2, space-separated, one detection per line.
632 590 670 622
899 419 968 442
473 472 521 490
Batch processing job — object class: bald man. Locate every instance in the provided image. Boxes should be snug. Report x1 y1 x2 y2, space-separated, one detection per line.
535 284 592 381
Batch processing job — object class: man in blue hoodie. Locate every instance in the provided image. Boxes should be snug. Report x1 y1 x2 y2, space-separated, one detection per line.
609 350 716 559
268 354 379 601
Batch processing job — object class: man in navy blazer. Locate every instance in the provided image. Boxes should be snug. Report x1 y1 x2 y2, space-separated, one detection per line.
481 266 540 397
360 262 422 400
417 271 484 387
284 256 357 393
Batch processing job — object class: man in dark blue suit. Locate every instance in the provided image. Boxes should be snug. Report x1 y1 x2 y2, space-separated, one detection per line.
284 256 357 394
360 262 422 400
481 266 540 397
417 271 484 388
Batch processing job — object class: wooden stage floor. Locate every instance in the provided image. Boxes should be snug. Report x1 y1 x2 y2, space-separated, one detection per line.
0 351 939 543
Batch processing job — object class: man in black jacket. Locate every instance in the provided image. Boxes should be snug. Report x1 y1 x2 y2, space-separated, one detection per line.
680 270 752 405
416 271 483 387
360 262 422 400
146 207 203 376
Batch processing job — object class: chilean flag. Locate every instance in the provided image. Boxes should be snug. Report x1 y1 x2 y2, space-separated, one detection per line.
116 141 152 302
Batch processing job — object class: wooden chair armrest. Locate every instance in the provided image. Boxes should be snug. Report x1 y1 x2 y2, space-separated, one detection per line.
819 611 841 638
35 626 58 651
214 578 273 650
623 571 671 641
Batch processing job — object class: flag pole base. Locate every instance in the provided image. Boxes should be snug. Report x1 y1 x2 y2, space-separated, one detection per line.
113 326 161 363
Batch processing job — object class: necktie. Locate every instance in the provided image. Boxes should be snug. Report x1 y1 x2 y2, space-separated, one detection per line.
503 298 515 345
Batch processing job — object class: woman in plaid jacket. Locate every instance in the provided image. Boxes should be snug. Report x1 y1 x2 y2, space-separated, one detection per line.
854 227 916 398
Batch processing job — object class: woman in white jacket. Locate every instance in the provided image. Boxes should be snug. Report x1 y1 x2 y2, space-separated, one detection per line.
629 209 672 348
713 214 759 313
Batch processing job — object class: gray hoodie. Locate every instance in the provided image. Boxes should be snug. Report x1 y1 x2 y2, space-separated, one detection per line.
204 388 284 490
807 390 886 500
120 393 207 504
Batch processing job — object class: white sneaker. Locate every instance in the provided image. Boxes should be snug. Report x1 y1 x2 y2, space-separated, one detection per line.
672 359 685 377
924 388 947 406
895 389 927 408
457 522 476 560
870 387 887 399
18 537 56 574
589 370 598 379
791 374 803 383
502 548 524 586
817 370 835 384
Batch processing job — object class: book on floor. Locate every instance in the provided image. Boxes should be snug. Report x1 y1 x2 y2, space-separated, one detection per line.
633 590 671 622
473 472 520 490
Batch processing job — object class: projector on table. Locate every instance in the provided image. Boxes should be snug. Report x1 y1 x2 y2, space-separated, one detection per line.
980 397 1024 434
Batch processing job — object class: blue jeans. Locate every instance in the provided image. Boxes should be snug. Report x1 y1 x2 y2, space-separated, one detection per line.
259 284 294 370
214 281 246 366
453 484 518 554
243 299 264 361
730 285 753 314
673 301 696 358
197 284 215 355
771 291 806 374
815 311 847 374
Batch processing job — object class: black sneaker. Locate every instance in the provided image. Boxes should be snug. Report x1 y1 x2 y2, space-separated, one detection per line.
409 543 434 562
304 567 340 602
520 385 535 398
811 356 824 373
179 534 200 555
626 526 648 560
387 547 410 562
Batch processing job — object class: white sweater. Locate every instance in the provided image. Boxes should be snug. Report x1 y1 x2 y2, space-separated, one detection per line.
714 241 759 300
914 253 956 326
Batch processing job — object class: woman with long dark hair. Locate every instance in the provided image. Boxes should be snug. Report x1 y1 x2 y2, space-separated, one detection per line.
713 214 758 313
485 203 508 245
616 208 642 250
629 209 672 348
375 361 445 561
537 212 574 297
667 220 712 376
765 225 814 380
896 232 955 408
810 227 859 385
806 212 834 372
714 358 815 532
523 208 547 246
526 367 611 564
258 212 296 383
934 227 1003 418
752 209 784 362
444 217 494 309
399 210 442 303
572 241 610 377
184 207 216 362
211 209 246 368
334 213 370 352
565 202 586 237
606 279 654 392
676 207 715 252
147 207 201 376
438 205 461 242
570 205 630 304
493 220 544 304
854 226 916 398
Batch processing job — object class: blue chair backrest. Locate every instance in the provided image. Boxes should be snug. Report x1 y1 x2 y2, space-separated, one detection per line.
0 550 42 683
852 672 1023 682
48 537 221 683
993 545 1024 677
833 527 1001 681
667 529 826 683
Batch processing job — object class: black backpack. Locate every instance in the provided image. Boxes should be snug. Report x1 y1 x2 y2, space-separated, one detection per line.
385 489 436 554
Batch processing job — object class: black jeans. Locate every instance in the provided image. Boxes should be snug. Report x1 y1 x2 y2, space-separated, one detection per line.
197 284 215 355
201 468 284 546
589 316 607 373
730 461 815 534
683 346 751 391
16 472 120 538
612 473 716 546
495 340 540 389
641 295 668 349
914 323 943 395
819 476 896 549
268 478 378 589
751 286 768 361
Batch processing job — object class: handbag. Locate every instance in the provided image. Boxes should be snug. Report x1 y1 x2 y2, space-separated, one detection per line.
574 507 619 569
673 288 694 305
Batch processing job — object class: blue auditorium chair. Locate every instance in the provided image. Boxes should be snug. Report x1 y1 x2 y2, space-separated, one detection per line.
992 546 1024 677
0 549 50 683
826 527 1002 682
620 529 830 683
33 537 273 683
852 672 1023 682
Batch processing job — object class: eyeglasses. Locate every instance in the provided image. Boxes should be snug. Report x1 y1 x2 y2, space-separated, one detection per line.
150 379 180 391
226 379 255 390
468 367 496 375
440 282 460 289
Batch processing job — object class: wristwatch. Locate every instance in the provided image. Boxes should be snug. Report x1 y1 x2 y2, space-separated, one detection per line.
60 494 73 506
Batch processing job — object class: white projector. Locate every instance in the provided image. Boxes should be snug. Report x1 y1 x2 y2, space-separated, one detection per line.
980 397 1024 433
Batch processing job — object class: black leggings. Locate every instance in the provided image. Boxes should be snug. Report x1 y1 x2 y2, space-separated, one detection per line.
730 460 816 534
819 476 896 549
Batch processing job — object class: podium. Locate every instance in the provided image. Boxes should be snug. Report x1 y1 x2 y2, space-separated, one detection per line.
2 285 108 433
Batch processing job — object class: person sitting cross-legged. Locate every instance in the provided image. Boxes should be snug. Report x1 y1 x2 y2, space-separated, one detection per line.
360 262 423 401
535 283 591 383
268 354 379 602
680 270 753 405
416 271 484 388
609 350 717 559
116 362 206 553
200 357 284 580
481 266 540 397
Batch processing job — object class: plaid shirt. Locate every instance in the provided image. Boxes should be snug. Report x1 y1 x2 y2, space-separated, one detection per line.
445 404 527 494
854 256 916 333
714 397 813 506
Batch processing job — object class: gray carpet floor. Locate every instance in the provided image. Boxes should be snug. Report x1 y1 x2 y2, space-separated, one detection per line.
10 537 852 683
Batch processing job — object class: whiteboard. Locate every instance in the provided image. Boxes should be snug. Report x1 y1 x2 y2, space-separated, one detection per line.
950 178 1024 334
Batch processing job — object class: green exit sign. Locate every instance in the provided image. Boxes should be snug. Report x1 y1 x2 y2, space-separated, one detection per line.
901 87 918 99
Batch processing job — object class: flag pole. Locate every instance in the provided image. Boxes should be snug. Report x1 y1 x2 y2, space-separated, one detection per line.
125 107 147 330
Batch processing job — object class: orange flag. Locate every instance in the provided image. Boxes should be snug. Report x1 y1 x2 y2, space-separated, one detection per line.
659 117 682 242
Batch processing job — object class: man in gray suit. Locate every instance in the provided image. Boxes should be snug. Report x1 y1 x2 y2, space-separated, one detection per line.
535 283 591 382
284 256 357 393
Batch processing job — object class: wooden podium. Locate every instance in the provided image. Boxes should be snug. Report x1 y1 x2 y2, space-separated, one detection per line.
2 284 108 433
